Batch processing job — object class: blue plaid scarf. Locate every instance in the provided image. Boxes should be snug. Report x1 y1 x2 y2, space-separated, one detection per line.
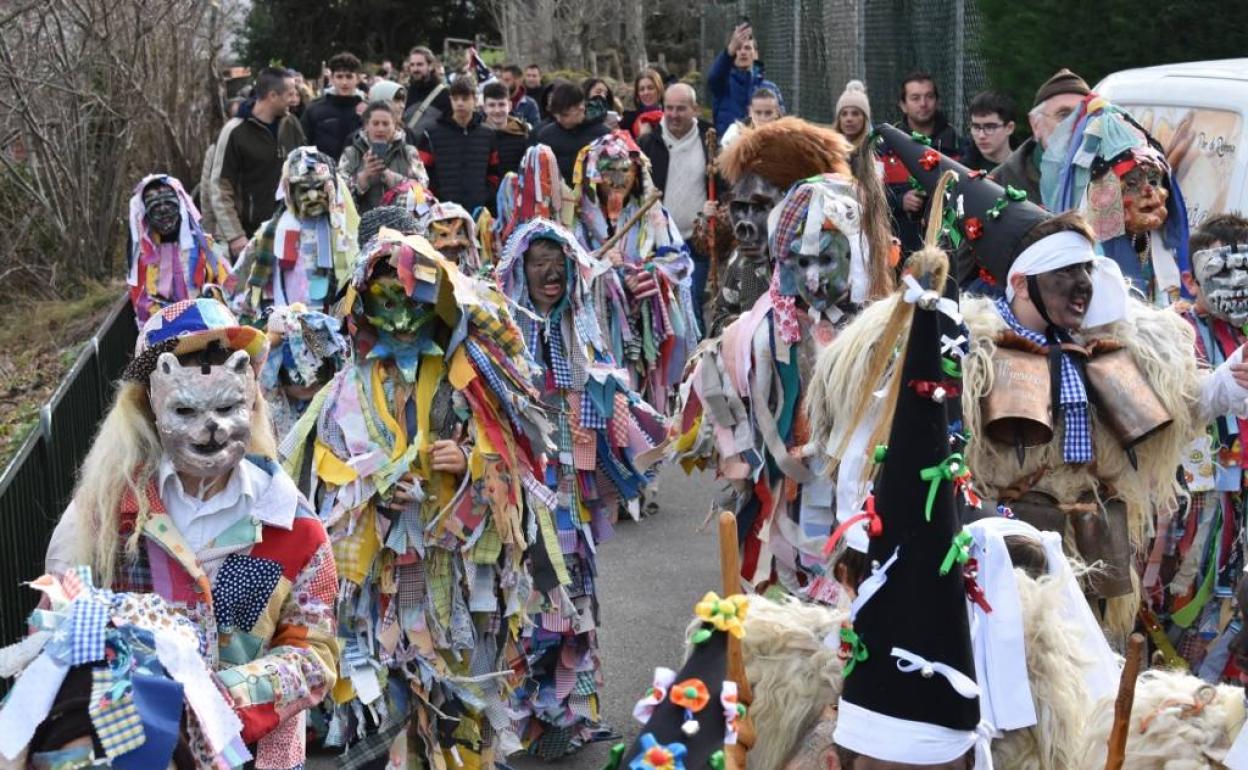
995 297 1093 463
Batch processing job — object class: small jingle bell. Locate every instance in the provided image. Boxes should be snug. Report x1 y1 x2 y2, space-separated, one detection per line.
932 386 947 403
917 290 941 310
682 719 700 736
921 665 934 678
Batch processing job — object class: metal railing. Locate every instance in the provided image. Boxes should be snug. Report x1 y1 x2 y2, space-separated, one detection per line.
0 295 136 647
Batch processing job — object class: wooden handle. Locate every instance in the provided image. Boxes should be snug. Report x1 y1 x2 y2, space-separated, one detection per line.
1105 632 1145 770
591 191 664 261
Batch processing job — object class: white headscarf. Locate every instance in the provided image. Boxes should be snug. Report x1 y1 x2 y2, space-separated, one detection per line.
1004 230 1127 328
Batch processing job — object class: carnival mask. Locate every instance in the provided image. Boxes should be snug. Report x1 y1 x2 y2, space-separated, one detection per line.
597 156 639 221
363 276 432 338
1120 164 1169 235
286 151 334 219
779 229 852 312
1194 245 1248 326
143 184 181 238
728 173 781 262
429 218 472 265
524 239 567 315
149 350 254 481
1032 262 1093 330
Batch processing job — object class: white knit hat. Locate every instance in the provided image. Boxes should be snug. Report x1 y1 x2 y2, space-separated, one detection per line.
836 79 871 122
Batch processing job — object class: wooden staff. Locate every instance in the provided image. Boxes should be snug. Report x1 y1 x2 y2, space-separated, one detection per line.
591 190 665 262
1105 632 1146 770
704 126 721 297
719 511 754 770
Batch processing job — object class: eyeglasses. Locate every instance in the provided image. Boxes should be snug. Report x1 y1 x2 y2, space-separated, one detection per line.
969 122 1006 134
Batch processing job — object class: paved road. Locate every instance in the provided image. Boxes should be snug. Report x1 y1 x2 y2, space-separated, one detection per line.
310 465 725 769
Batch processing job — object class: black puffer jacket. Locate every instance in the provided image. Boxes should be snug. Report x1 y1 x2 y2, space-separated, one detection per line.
535 115 611 185
300 93 364 161
495 116 533 176
417 112 501 213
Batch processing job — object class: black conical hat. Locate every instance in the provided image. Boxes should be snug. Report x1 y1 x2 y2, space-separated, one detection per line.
833 255 981 763
616 616 734 770
878 123 1048 287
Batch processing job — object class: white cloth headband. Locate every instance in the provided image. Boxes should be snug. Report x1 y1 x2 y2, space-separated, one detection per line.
1004 230 1127 328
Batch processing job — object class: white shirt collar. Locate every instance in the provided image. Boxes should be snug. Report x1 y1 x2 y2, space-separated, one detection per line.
157 455 294 530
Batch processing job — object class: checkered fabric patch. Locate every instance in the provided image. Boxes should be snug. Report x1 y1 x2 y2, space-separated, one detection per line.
90 668 147 758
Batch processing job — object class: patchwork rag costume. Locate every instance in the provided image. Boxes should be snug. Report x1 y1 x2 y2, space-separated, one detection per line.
234 147 359 321
280 231 558 769
0 569 251 769
492 145 566 261
1042 95 1190 305
127 174 232 325
675 173 886 590
44 298 339 770
1151 242 1248 674
261 304 349 442
572 130 699 411
494 219 668 757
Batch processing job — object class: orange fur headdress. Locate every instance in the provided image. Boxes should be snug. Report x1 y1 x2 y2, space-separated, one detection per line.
720 117 852 188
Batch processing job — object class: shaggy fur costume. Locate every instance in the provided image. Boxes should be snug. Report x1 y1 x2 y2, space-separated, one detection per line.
808 291 1206 637
1076 669 1246 768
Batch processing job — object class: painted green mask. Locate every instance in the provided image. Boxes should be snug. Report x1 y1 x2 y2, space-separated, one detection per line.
779 229 852 312
363 276 431 336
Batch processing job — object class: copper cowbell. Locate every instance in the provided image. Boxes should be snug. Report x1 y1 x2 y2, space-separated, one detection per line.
1084 347 1172 448
982 347 1054 447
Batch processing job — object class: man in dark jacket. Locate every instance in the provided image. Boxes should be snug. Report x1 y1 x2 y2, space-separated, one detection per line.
524 64 549 121
707 22 779 136
300 52 364 161
403 46 451 140
499 64 541 127
417 77 500 213
534 82 611 185
881 71 966 255
638 82 725 332
483 81 532 176
989 68 1091 205
208 67 306 258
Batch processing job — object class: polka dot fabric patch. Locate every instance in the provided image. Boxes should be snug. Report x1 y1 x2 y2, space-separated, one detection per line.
212 554 283 632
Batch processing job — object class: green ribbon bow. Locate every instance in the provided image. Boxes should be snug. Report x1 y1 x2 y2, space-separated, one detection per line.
987 196 1009 220
907 174 924 193
918 453 965 522
940 202 964 250
841 626 869 677
941 357 962 378
709 750 726 770
602 743 627 770
1005 185 1028 201
940 529 974 576
873 445 888 463
911 131 933 146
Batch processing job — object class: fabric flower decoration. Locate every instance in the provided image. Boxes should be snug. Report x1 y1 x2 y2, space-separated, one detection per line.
918 148 941 171
630 733 688 770
721 681 746 745
632 667 677 723
963 216 983 241
669 678 710 711
693 592 748 639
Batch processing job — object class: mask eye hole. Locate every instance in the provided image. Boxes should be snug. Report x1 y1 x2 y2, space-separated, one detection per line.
175 406 195 417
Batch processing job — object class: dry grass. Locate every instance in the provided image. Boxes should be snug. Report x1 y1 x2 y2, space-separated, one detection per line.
0 281 124 468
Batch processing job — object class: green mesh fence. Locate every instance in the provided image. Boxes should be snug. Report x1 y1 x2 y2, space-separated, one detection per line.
701 0 989 131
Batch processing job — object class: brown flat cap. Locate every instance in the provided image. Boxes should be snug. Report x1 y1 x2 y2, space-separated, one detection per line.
1033 68 1090 107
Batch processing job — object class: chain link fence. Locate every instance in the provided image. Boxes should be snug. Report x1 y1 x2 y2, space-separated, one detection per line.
701 0 988 132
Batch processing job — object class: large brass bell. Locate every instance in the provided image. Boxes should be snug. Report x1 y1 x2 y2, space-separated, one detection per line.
1084 345 1173 448
982 346 1054 447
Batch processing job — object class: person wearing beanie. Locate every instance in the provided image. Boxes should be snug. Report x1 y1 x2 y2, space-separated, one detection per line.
834 79 872 149
989 67 1090 204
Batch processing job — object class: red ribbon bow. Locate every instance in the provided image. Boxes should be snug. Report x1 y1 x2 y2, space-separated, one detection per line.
963 216 984 241
823 495 883 555
918 148 942 171
908 379 963 401
964 558 993 613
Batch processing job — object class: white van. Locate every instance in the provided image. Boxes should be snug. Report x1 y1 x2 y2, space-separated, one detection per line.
1096 59 1248 227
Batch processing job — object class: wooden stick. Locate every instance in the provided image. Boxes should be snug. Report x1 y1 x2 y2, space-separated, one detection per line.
704 126 721 298
719 512 753 770
1105 632 1146 770
591 190 664 261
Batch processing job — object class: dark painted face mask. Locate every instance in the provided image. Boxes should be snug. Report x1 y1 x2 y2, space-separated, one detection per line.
143 186 181 237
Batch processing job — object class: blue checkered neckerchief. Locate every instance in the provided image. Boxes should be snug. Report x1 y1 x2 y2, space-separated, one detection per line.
522 307 573 390
995 297 1093 464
